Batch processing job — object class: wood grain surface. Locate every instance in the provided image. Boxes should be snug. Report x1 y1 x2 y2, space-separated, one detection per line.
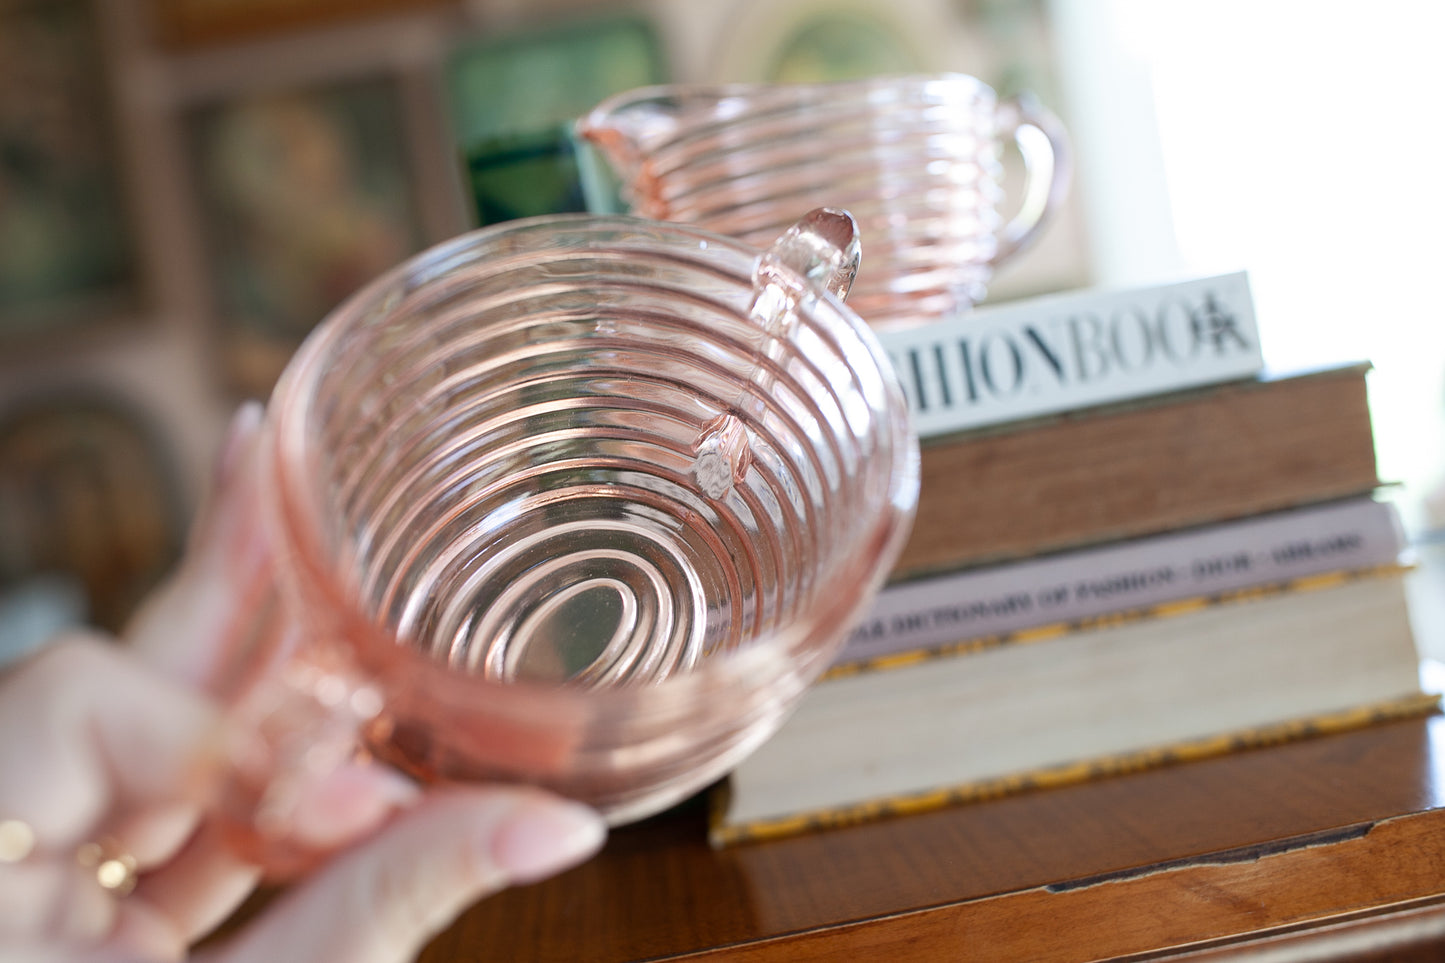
418 713 1445 962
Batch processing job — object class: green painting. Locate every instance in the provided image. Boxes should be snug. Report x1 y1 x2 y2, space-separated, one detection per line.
446 17 667 226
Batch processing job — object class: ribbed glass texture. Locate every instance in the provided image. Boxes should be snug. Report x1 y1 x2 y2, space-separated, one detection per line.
580 74 1069 329
260 214 918 824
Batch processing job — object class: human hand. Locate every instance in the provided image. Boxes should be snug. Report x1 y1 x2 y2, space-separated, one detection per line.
0 405 607 962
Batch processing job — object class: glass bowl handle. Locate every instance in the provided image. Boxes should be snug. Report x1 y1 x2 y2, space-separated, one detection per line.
760 207 862 303
203 526 383 879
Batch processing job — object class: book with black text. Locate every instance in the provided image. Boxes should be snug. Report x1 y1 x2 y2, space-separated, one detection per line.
881 272 1264 440
845 495 1405 667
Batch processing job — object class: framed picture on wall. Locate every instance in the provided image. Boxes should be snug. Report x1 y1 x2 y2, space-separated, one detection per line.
149 0 455 49
445 15 668 227
0 0 140 341
184 75 427 397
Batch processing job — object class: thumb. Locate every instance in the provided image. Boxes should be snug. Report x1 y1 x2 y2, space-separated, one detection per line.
199 788 605 963
126 401 271 693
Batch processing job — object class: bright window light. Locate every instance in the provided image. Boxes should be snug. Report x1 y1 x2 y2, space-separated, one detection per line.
1052 0 1445 533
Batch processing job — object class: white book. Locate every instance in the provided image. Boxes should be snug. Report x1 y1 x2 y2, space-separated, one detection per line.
715 571 1433 846
840 497 1406 667
879 272 1264 440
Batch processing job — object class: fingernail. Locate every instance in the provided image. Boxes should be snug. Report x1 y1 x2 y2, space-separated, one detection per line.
216 401 264 489
491 799 606 884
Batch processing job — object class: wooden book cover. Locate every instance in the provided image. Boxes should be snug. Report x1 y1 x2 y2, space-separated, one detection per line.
894 363 1379 581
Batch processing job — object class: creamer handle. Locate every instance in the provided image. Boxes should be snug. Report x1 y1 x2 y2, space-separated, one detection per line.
993 93 1072 266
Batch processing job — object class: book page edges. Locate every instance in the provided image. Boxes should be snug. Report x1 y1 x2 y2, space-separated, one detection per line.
825 564 1414 682
709 691 1441 848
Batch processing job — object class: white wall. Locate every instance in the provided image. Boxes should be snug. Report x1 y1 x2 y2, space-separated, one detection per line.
1049 0 1445 534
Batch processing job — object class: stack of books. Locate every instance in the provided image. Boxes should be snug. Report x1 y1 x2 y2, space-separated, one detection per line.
712 273 1437 846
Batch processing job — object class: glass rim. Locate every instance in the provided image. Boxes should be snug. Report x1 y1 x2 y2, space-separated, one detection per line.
580 72 1000 124
263 211 919 701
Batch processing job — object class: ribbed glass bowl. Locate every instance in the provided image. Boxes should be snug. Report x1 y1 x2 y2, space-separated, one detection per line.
230 212 917 852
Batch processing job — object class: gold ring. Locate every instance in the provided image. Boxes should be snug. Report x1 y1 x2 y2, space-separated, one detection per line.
0 819 36 863
75 837 139 897
1 820 139 896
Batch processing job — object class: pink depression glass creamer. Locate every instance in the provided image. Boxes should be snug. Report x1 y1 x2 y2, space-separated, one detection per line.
578 73 1071 330
218 210 918 873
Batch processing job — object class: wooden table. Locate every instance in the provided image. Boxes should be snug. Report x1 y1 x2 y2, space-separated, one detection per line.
419 712 1445 962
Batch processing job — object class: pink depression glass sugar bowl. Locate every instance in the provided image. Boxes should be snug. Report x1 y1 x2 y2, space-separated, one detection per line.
578 73 1072 330
214 208 919 874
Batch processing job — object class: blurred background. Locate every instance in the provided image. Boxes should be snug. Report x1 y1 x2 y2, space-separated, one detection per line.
1 0 1442 662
